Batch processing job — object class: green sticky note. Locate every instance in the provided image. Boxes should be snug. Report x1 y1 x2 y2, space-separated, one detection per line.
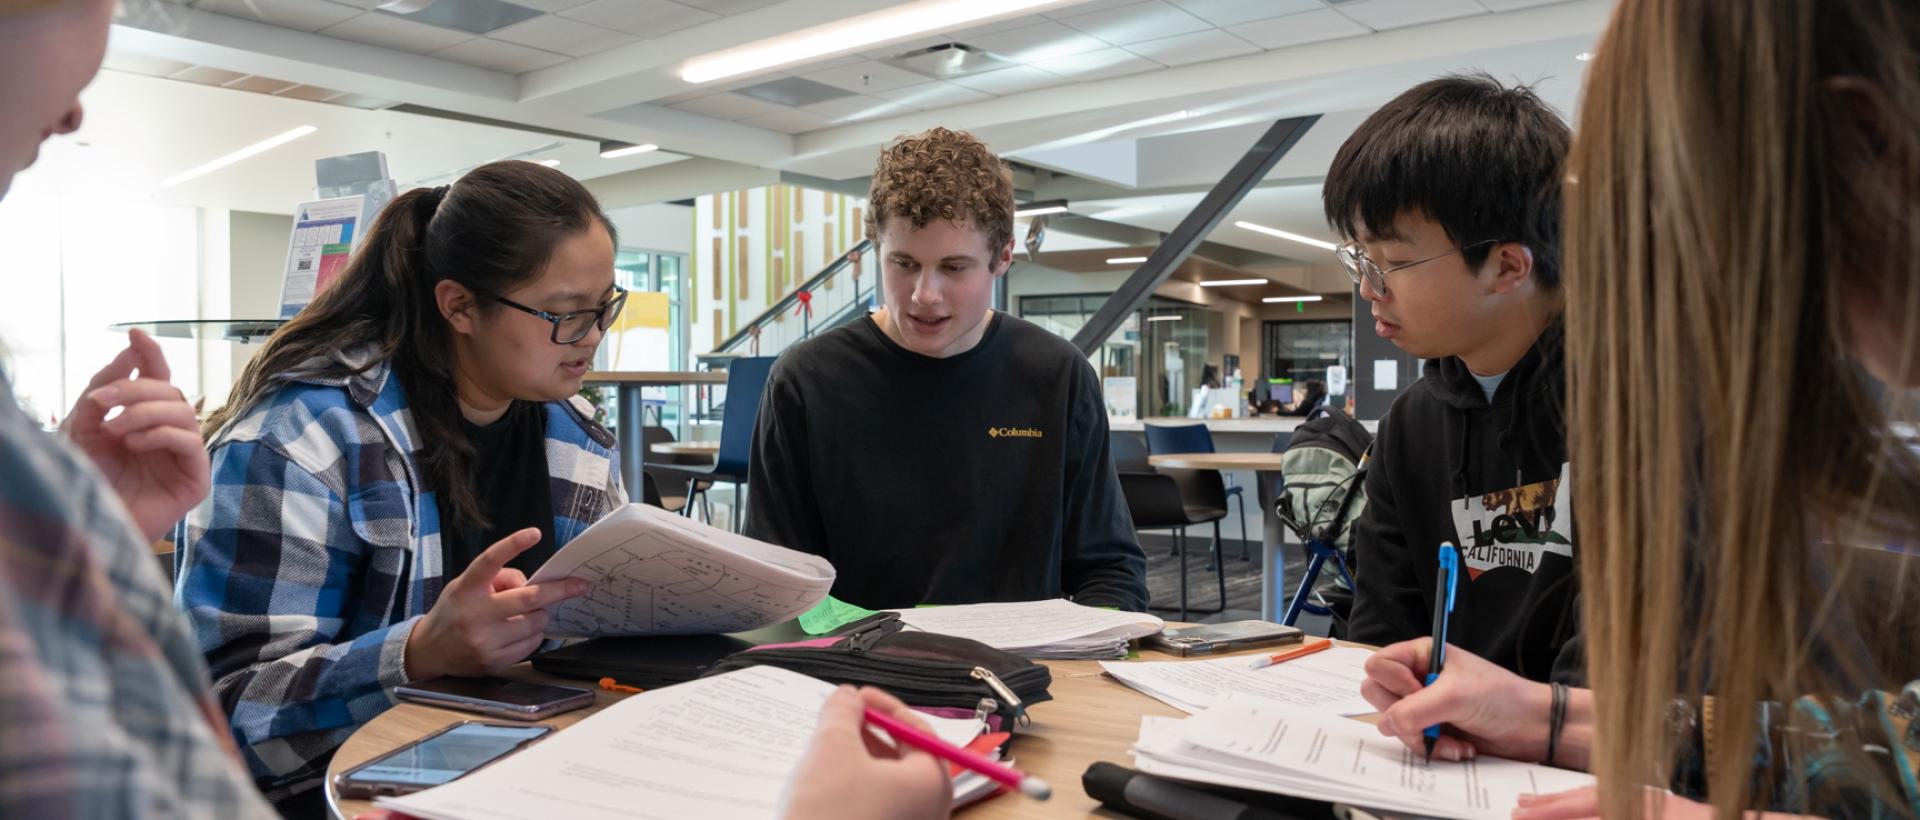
798 595 879 635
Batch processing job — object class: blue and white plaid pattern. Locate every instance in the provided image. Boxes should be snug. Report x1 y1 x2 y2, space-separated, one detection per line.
0 375 275 819
174 352 623 801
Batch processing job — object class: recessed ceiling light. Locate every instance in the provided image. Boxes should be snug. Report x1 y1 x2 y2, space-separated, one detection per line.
1263 295 1324 303
1107 256 1148 264
1575 52 1593 61
600 143 659 159
162 125 316 187
1234 220 1338 251
680 0 1072 84
1014 199 1069 217
1199 278 1268 287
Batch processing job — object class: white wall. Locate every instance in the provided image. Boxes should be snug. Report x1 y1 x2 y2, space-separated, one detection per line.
220 210 292 405
606 202 692 255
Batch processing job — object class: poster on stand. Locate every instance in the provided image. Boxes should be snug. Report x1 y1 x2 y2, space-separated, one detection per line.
277 196 364 319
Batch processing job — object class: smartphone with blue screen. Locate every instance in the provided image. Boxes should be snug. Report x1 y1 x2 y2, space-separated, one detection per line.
333 721 553 799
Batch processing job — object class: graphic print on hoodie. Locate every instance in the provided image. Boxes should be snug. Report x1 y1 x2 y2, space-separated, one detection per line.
1452 464 1573 581
1347 321 1583 683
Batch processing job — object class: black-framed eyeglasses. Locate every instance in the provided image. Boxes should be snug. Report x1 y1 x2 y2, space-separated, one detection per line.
1336 239 1500 297
491 284 628 344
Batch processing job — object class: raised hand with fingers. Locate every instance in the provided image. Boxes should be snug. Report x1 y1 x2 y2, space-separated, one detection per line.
62 328 211 541
1363 637 1590 768
403 528 589 681
783 686 953 820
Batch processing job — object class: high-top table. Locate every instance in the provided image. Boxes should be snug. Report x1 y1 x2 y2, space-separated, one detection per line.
581 371 728 493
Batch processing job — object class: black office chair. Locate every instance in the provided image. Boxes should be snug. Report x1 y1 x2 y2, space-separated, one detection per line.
1111 432 1228 620
638 425 713 518
1145 423 1252 562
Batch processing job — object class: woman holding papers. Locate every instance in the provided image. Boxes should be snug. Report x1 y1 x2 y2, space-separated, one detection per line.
1362 1 1920 817
176 161 627 809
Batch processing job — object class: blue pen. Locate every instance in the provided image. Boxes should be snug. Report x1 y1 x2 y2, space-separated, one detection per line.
1422 542 1460 763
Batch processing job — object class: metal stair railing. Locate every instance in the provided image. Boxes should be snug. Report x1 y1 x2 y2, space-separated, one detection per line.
715 240 877 357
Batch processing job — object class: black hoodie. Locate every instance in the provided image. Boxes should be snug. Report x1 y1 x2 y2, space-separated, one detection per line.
1347 321 1583 684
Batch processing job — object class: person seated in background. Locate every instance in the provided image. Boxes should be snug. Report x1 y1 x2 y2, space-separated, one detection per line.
175 160 627 809
746 127 1148 611
1283 379 1329 416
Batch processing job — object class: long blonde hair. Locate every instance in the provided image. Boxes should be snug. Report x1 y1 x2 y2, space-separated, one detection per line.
1568 0 1920 816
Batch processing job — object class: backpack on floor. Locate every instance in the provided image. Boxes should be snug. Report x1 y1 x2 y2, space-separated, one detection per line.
1277 407 1372 628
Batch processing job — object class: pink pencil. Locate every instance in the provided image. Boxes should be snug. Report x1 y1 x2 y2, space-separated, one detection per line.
862 707 1052 800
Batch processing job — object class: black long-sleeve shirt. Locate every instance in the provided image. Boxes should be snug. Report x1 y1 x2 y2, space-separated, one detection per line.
744 312 1149 611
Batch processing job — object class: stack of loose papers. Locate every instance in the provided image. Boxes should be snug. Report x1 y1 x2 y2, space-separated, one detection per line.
380 666 989 820
892 599 1165 659
1099 645 1376 715
1131 695 1595 820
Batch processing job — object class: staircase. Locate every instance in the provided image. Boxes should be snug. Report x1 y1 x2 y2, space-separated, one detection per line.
714 240 878 358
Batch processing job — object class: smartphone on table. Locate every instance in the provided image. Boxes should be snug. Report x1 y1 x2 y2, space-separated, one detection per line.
333 721 552 799
394 676 595 720
1146 620 1304 656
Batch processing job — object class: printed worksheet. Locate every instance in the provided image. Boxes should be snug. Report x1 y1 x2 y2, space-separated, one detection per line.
890 598 1163 658
529 503 834 638
1100 646 1376 715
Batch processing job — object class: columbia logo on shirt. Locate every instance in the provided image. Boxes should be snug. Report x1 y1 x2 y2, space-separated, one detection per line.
988 426 1044 439
1448 463 1575 580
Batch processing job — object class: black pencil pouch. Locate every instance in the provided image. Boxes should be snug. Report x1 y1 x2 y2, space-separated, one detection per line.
700 618 1052 729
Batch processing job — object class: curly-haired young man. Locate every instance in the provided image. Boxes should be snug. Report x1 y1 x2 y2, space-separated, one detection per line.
744 127 1148 611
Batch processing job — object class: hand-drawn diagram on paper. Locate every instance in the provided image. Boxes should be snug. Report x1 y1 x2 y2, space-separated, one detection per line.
530 504 835 638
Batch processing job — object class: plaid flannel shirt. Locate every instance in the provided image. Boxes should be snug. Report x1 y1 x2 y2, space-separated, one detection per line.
0 375 275 818
174 351 623 802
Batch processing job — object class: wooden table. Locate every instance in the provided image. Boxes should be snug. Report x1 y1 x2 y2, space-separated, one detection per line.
326 640 1321 819
1147 452 1294 622
649 440 720 456
582 371 729 494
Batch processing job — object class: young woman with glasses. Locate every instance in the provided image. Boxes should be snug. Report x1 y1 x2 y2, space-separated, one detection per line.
176 160 632 807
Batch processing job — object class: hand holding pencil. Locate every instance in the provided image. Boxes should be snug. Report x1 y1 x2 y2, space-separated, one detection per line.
782 686 953 820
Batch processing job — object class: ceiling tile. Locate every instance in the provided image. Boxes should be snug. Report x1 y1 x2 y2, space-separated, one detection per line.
169 66 249 85
1166 0 1320 26
1124 28 1259 65
1031 47 1160 81
433 37 572 72
101 52 195 77
944 13 1048 41
327 92 402 109
1039 0 1144 19
487 14 639 56
221 75 301 93
964 21 1107 63
801 59 931 94
947 64 1068 95
1477 0 1569 9
1228 8 1368 48
496 0 593 10
1055 0 1210 46
739 107 834 134
871 81 993 108
800 95 915 124
1329 0 1484 30
194 0 363 32
320 0 388 10
667 91 788 120
558 0 718 38
319 13 477 53
275 84 345 101
672 0 781 13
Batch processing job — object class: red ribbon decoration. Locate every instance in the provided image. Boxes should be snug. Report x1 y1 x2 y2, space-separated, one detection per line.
794 289 814 319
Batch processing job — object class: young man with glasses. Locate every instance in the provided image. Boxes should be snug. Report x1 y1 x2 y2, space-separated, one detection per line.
1327 74 1582 691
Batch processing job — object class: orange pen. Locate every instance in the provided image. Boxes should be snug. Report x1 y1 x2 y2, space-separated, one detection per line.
598 677 644 694
1248 637 1334 669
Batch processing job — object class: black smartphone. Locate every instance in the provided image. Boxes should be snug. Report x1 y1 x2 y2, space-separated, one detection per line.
1146 620 1305 656
333 721 553 798
394 676 595 720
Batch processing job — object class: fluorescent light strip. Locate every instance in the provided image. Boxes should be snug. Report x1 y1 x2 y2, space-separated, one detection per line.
1107 256 1148 264
162 125 317 187
537 159 561 167
601 143 659 159
681 0 1069 84
1199 278 1269 287
1015 204 1068 217
1146 315 1183 322
1234 220 1339 251
1263 295 1324 303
